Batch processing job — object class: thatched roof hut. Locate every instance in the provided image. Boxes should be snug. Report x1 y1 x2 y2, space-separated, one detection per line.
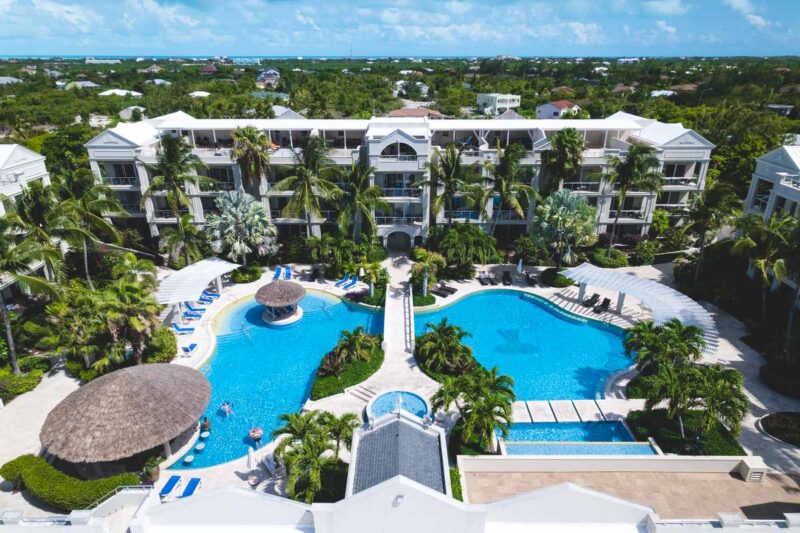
40 364 210 464
255 280 306 307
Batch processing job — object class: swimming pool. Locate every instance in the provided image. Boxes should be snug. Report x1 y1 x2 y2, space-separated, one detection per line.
171 291 383 469
503 422 634 442
504 442 656 455
367 390 429 419
415 290 630 400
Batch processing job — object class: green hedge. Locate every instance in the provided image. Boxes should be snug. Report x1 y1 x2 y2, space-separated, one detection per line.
631 240 657 266
0 369 44 403
65 360 101 383
18 356 52 373
0 455 139 512
231 265 262 283
541 267 574 288
449 468 463 501
359 287 386 307
626 409 745 456
590 248 629 268
413 292 436 307
310 347 384 400
760 412 800 446
143 327 178 364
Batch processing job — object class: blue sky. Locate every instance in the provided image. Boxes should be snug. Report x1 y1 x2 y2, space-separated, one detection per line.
0 0 798 57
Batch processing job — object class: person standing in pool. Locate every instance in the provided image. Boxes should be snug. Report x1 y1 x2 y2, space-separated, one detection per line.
201 417 211 432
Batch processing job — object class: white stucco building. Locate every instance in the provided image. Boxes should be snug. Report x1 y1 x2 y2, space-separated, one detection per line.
744 142 800 221
476 94 521 116
536 99 582 119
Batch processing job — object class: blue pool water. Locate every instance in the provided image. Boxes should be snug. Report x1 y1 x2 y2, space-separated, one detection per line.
171 291 383 469
503 422 634 442
415 290 630 400
505 442 656 455
368 391 429 419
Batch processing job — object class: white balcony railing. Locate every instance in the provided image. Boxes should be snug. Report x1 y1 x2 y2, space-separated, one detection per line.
609 209 646 220
662 177 698 187
563 181 601 192
780 175 800 189
107 176 139 186
376 216 422 225
444 210 481 220
382 187 422 198
379 155 418 161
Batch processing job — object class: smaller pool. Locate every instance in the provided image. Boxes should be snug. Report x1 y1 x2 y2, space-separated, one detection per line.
503 422 634 442
368 390 429 419
505 442 656 455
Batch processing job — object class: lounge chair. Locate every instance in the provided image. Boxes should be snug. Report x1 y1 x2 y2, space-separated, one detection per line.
182 311 202 321
172 323 195 334
272 266 283 280
334 274 351 287
525 272 538 287
159 475 182 501
438 283 458 294
582 293 600 308
182 343 198 356
430 288 449 298
593 297 611 314
477 272 489 286
201 290 220 299
185 303 206 313
343 276 359 290
284 266 292 280
178 477 201 499
487 274 498 286
309 267 320 282
502 271 512 286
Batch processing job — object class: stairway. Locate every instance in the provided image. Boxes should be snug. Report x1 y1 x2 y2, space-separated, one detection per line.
347 384 378 403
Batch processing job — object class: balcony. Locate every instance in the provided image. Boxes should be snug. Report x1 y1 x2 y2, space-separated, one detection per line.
563 181 600 193
608 209 646 220
376 216 422 225
121 203 144 214
106 176 139 187
493 209 525 221
444 210 481 221
153 209 189 220
750 196 769 213
382 187 422 198
662 176 698 187
779 174 800 190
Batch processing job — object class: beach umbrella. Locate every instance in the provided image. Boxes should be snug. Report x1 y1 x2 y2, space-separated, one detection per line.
517 258 523 274
247 446 256 473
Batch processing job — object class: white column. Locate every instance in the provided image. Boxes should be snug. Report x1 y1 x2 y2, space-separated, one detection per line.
215 277 223 293
163 441 173 457
578 282 586 302
616 292 626 313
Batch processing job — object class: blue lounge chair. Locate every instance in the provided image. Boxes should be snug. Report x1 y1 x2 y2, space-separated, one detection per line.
198 297 213 305
272 266 283 280
159 475 181 501
182 343 198 356
172 323 195 334
185 304 206 313
178 478 201 499
284 266 292 280
201 290 220 299
182 311 202 321
334 274 350 287
343 276 359 290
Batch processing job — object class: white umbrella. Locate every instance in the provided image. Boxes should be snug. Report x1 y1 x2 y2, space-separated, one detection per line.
359 266 365 277
517 258 523 274
247 446 256 473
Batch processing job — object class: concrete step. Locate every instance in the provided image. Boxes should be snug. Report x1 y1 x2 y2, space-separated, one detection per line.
347 384 377 403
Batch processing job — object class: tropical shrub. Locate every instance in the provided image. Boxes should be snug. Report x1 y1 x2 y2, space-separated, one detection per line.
0 368 44 402
531 190 597 268
415 318 477 379
450 468 463 501
631 240 657 266
759 362 800 399
413 292 436 307
231 264 262 283
311 347 383 400
142 327 178 364
17 356 52 373
512 236 550 266
541 267 574 288
590 248 629 268
409 248 447 292
205 190 278 266
627 409 745 456
426 224 501 278
0 454 139 512
649 209 670 238
659 227 690 252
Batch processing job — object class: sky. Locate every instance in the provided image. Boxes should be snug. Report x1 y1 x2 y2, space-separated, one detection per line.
0 0 798 57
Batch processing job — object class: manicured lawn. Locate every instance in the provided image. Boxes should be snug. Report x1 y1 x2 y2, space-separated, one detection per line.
413 292 436 307
760 412 800 447
309 347 384 400
626 409 745 456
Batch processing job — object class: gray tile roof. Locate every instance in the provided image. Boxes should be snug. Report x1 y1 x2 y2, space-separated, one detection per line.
353 419 446 495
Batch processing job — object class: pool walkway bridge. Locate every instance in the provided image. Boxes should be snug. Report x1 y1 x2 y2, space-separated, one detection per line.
511 399 646 424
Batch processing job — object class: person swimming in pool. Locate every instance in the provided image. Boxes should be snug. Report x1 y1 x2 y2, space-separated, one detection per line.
221 401 236 417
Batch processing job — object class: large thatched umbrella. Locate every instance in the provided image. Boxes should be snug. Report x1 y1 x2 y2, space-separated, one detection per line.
40 364 210 464
255 280 306 308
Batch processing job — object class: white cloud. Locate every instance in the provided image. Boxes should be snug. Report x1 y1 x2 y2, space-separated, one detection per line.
656 20 677 34
746 13 768 27
31 0 100 33
0 0 13 17
721 0 770 27
444 1 472 14
295 9 320 31
643 0 690 15
124 0 200 29
567 21 605 45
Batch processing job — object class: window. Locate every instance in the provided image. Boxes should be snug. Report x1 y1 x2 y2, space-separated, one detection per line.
112 163 136 178
663 163 688 177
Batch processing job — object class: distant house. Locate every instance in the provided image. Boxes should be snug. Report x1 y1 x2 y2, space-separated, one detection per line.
99 89 142 97
550 85 575 96
477 93 521 116
199 65 217 75
44 69 63 78
119 106 146 120
137 64 163 74
650 89 676 98
271 106 305 120
617 57 640 64
612 84 636 94
0 77 22 85
146 79 172 86
765 103 794 116
387 108 443 119
188 91 211 98
66 81 101 90
393 80 429 99
493 109 526 120
670 83 698 92
536 100 580 119
19 65 36 75
85 57 120 65
256 67 280 89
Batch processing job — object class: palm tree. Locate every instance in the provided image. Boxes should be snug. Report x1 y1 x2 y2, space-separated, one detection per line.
56 168 126 290
205 191 277 266
358 261 383 297
110 252 157 290
0 217 61 374
415 318 474 374
231 126 271 197
733 213 795 321
698 364 748 437
532 189 597 268
462 389 514 450
283 432 336 504
542 127 585 195
463 184 493 224
624 319 705 374
159 213 207 267
103 277 161 364
485 143 536 236
783 224 800 368
430 375 464 413
334 326 379 362
142 135 207 221
272 411 322 458
321 412 360 458
642 363 701 438
422 145 482 226
682 176 741 283
272 136 340 237
14 181 65 281
605 144 662 255
409 248 446 293
337 161 389 243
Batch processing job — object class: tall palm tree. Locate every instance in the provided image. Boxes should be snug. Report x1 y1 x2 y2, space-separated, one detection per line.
485 143 536 235
698 364 748 437
462 389 514 450
0 217 61 374
733 213 795 321
159 213 207 267
624 319 705 374
334 326 379 362
421 145 482 226
205 191 277 266
272 410 323 458
358 261 384 297
272 136 340 237
142 135 207 221
283 432 336 504
103 277 161 364
56 168 126 290
337 160 389 242
231 126 271 198
682 176 741 283
321 412 360 458
642 363 701 438
415 318 474 374
110 252 157 290
463 184 493 224
409 248 446 293
532 189 597 268
430 375 464 413
605 144 662 254
542 127 585 195
14 181 65 281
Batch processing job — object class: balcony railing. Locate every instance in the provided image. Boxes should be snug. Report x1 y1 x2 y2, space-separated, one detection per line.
445 210 481 220
107 176 139 186
609 209 645 220
376 216 422 225
563 181 600 192
750 197 769 213
493 209 525 221
379 155 418 161
154 209 189 219
662 177 698 187
780 175 800 189
121 203 143 213
382 187 422 198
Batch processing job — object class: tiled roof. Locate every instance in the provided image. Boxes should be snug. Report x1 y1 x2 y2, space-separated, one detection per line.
550 99 577 109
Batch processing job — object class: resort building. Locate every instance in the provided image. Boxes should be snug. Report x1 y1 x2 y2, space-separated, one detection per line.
256 67 281 89
84 110 713 249
476 93 521 116
744 143 800 221
536 99 582 119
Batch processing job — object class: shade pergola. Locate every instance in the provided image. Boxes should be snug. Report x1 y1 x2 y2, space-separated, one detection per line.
561 262 719 355
40 364 210 463
255 280 307 307
156 257 240 305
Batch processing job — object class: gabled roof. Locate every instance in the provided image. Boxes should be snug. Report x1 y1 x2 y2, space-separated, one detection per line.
494 109 526 120
759 144 800 171
0 144 44 169
606 111 713 147
85 122 160 148
549 99 577 109
275 107 306 120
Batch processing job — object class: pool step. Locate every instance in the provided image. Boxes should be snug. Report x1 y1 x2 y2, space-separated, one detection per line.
348 384 378 403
